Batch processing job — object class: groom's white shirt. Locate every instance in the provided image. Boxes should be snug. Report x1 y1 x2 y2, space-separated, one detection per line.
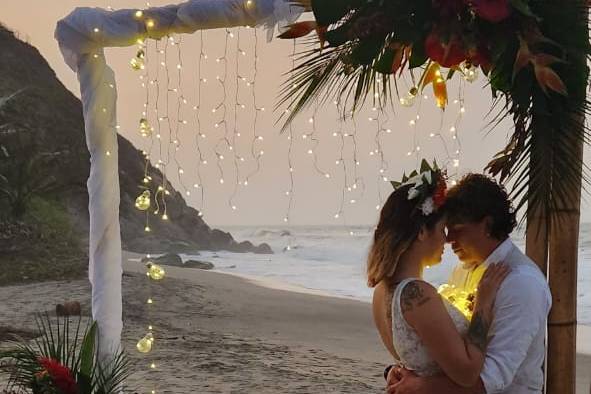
449 238 552 394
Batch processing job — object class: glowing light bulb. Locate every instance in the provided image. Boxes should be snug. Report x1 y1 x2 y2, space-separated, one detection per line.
130 57 145 71
139 118 151 137
146 262 166 280
135 10 144 18
461 62 479 83
135 190 151 211
399 87 418 107
136 332 154 353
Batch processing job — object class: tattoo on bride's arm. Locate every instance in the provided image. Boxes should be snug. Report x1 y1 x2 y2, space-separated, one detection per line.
467 312 489 352
400 282 431 313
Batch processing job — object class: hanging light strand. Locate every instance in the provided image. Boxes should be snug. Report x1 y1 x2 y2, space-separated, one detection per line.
283 40 297 248
244 27 264 185
227 27 246 213
170 35 190 198
192 31 206 218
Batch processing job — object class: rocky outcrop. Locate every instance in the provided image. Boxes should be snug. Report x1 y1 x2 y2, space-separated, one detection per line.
0 24 272 255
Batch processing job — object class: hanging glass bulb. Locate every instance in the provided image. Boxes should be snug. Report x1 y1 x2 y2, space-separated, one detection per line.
146 262 166 280
399 86 418 107
135 190 151 211
130 57 145 71
136 49 146 59
139 118 151 137
460 61 479 83
136 332 154 353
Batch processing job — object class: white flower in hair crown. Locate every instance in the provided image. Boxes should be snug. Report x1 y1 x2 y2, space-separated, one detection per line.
390 160 447 216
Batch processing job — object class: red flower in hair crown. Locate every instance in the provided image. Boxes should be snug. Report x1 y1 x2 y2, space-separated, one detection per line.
390 159 447 216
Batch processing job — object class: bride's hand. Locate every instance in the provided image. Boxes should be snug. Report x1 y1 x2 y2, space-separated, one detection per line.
474 263 511 316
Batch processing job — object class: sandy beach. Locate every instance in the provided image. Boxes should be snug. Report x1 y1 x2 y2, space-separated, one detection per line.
0 253 589 393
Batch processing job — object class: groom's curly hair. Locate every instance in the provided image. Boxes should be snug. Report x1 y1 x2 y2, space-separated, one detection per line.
444 174 517 239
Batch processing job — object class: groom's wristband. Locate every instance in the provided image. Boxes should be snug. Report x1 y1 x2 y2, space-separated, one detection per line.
383 365 394 381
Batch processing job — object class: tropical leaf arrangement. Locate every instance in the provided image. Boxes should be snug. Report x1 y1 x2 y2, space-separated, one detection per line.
0 315 131 394
278 0 590 229
390 159 447 217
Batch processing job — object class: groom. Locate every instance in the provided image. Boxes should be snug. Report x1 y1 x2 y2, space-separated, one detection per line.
387 174 552 394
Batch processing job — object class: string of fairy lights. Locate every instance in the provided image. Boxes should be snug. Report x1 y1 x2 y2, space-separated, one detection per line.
91 2 485 392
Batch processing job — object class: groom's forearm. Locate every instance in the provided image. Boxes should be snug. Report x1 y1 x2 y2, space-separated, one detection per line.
421 375 485 394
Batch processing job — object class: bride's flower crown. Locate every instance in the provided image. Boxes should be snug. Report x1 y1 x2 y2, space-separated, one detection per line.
390 159 447 216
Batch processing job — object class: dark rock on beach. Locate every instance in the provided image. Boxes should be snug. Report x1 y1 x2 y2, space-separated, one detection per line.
0 24 271 256
184 260 215 270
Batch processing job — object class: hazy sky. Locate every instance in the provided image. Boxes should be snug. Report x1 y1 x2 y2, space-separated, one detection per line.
2 0 590 225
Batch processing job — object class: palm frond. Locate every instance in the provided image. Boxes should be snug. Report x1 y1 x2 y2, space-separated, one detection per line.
0 314 132 394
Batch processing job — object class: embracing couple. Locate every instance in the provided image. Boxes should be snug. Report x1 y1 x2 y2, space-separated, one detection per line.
369 166 552 394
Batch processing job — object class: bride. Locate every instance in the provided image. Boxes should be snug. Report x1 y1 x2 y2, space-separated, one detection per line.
368 166 509 388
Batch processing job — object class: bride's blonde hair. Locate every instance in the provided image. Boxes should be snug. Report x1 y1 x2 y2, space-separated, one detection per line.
367 184 444 288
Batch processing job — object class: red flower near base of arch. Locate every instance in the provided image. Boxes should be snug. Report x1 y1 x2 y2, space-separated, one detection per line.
37 357 78 394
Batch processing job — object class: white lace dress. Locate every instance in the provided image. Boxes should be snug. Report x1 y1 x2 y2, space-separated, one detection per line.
391 278 469 376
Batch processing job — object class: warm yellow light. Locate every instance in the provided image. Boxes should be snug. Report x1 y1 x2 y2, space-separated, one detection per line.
135 10 144 18
146 263 166 280
146 19 155 28
438 284 474 320
136 333 154 353
135 190 151 211
130 57 145 71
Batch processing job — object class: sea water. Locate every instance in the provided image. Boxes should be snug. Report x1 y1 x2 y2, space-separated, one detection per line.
184 223 591 325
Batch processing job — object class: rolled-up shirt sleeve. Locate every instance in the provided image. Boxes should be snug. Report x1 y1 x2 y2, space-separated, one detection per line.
480 273 550 393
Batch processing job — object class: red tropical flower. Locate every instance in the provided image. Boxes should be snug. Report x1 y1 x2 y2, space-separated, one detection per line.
469 0 511 23
433 178 447 208
425 31 466 68
38 357 78 394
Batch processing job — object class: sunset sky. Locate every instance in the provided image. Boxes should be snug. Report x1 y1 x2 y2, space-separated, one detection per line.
2 0 590 225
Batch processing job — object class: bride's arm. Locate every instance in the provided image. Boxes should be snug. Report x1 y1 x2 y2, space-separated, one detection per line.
401 278 498 387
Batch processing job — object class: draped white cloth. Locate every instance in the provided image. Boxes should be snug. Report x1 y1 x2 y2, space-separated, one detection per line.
55 0 302 361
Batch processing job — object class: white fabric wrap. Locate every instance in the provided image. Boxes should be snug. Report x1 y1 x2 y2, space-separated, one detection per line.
54 0 302 361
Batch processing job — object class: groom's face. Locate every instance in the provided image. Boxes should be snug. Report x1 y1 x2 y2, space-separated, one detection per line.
446 219 489 266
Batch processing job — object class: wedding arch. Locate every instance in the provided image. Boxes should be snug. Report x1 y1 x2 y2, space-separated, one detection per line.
55 0 589 393
54 0 303 363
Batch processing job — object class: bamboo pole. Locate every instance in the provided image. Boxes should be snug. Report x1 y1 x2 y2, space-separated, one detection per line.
545 111 584 394
525 192 549 390
526 182 549 275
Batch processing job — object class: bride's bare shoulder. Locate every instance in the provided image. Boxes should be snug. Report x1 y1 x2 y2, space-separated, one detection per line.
372 280 390 302
399 280 439 314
